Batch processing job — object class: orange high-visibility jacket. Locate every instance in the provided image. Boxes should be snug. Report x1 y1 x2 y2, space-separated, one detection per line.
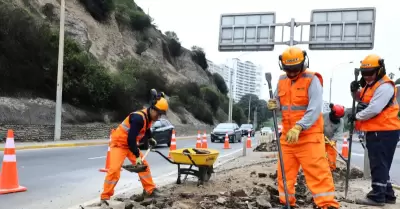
356 75 400 132
278 70 324 143
110 108 153 148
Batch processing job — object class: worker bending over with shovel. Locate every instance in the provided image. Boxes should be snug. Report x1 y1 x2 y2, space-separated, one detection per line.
323 103 345 171
348 54 400 206
100 89 168 205
267 46 339 209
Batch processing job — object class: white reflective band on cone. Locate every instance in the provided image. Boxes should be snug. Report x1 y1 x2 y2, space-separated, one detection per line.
3 154 16 162
5 138 15 149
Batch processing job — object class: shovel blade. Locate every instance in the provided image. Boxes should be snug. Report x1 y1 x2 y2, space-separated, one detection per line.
122 164 148 173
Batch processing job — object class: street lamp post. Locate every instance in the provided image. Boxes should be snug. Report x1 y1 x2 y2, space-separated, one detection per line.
247 95 252 123
329 61 354 103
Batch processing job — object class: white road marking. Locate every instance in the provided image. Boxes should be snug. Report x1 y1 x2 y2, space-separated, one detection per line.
352 152 364 157
88 156 106 160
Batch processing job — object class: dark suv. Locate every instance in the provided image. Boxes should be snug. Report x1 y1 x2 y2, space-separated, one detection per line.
139 118 174 149
240 124 255 137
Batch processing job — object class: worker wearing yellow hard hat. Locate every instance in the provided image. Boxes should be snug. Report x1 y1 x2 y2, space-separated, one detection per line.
267 47 339 209
348 54 400 206
100 89 169 206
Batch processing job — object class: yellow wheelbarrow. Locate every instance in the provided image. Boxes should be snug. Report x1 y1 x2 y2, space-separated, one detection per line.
152 148 219 186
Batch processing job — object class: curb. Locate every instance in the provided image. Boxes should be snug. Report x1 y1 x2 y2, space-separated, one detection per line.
0 135 201 151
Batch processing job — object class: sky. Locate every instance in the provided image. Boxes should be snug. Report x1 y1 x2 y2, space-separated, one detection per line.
135 0 400 107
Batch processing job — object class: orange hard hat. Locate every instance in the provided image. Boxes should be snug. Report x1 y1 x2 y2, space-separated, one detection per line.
360 54 383 71
154 97 169 114
279 47 307 71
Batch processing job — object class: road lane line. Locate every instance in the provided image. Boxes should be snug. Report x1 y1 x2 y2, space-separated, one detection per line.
88 156 106 160
352 152 364 157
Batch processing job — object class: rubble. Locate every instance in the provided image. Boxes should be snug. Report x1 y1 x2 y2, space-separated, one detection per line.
253 141 278 152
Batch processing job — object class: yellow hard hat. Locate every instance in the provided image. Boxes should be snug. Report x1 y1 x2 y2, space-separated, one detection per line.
279 47 307 71
360 54 383 70
154 97 169 114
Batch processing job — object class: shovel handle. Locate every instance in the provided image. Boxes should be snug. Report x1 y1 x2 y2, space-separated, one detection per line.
141 147 152 161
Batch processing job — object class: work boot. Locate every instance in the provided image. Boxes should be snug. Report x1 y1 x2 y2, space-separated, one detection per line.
100 200 109 206
143 188 165 198
355 197 385 206
386 197 396 204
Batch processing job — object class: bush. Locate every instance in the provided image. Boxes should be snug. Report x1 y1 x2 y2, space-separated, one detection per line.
165 31 181 57
186 96 214 125
114 1 151 31
78 0 114 21
191 46 208 70
135 41 147 55
200 87 220 113
212 73 228 95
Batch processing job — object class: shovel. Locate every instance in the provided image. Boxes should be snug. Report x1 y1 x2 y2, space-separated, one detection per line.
324 136 346 161
122 146 152 173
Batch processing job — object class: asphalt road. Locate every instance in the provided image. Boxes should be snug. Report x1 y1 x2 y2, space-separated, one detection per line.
337 137 400 185
0 135 253 209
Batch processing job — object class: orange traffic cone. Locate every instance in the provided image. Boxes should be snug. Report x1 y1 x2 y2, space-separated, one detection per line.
341 136 349 159
168 129 177 158
0 130 27 194
99 130 113 172
246 131 252 148
196 130 202 148
202 130 208 148
223 133 231 149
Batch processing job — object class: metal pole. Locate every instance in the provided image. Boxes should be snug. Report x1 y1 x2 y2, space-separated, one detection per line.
229 62 234 122
289 18 295 46
247 95 252 123
329 77 332 103
54 0 66 141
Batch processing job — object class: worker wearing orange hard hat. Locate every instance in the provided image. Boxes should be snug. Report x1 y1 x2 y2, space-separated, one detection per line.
100 89 169 206
267 46 339 209
348 54 400 206
323 103 345 171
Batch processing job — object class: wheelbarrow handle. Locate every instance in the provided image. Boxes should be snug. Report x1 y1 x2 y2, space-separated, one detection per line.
152 150 175 164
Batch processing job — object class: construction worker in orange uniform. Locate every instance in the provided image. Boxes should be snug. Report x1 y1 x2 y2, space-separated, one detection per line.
348 55 400 206
100 89 169 206
323 103 345 171
267 47 339 209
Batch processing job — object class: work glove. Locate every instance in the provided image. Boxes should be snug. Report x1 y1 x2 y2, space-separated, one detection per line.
267 99 278 110
347 114 357 123
149 138 157 147
350 81 360 93
286 124 302 144
136 157 143 165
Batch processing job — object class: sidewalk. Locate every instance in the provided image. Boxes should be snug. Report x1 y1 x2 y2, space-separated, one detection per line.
0 135 200 151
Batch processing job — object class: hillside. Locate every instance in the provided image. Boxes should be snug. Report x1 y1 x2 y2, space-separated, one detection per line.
0 0 237 141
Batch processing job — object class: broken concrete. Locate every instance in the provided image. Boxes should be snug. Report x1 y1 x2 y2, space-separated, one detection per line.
253 141 278 152
81 151 399 209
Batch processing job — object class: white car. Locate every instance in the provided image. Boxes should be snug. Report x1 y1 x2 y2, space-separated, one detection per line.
260 127 272 135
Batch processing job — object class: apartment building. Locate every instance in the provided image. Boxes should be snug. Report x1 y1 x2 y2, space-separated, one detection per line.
206 59 262 102
230 58 262 102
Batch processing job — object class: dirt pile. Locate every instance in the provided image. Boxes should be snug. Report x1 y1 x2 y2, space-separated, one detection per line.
253 141 278 152
83 160 365 209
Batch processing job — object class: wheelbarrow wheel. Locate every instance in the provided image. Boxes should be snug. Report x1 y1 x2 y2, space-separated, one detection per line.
199 166 213 182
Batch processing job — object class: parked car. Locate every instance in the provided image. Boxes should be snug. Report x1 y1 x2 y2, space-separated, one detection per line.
211 123 242 143
260 127 272 135
239 124 255 137
139 118 174 149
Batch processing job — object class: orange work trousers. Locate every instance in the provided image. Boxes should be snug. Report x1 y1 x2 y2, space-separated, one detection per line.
101 147 155 200
325 142 337 171
277 133 339 208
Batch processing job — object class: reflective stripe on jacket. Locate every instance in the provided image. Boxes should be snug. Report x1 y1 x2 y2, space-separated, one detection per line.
110 108 152 148
356 75 400 132
278 71 324 143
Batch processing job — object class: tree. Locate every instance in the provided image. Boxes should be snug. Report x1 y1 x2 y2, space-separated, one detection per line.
191 45 208 70
165 31 179 41
212 73 228 95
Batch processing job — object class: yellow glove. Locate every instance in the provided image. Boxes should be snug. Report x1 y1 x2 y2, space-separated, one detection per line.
267 99 278 110
136 157 143 165
286 124 302 144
